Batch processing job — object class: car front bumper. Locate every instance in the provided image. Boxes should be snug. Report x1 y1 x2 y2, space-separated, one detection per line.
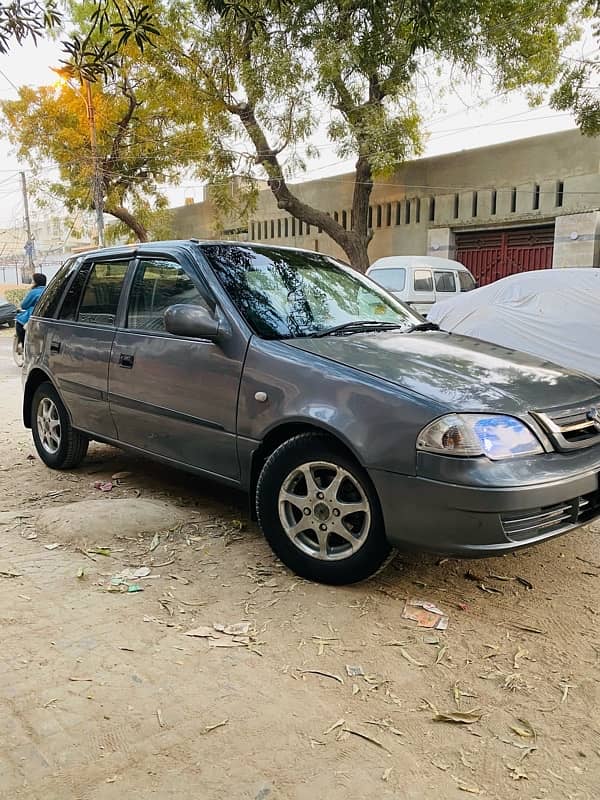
369 455 600 556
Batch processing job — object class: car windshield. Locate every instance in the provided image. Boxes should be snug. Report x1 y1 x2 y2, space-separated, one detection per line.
203 244 420 339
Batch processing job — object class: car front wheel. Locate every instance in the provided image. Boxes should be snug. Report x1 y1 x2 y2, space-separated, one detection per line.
256 433 391 584
31 382 89 469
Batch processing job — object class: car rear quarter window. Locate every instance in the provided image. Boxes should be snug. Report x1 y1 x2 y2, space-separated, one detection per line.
458 271 477 291
434 270 457 292
413 269 433 292
126 259 211 332
59 260 128 325
369 267 406 292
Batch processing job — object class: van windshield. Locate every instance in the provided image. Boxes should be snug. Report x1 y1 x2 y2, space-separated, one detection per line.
368 268 406 292
203 245 420 339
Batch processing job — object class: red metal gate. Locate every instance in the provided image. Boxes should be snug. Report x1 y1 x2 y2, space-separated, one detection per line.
455 225 554 286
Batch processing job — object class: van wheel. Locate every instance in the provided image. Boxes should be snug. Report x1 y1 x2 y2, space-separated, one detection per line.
256 433 391 585
31 382 88 469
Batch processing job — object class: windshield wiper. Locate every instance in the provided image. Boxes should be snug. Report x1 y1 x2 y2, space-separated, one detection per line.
405 321 440 333
312 320 407 338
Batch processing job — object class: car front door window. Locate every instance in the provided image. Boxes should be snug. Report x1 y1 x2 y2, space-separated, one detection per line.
127 259 211 332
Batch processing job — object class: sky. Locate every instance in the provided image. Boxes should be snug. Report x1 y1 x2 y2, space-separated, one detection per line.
0 27 594 230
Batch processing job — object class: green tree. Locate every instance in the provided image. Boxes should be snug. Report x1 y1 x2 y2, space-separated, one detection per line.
1 21 210 241
551 3 600 134
160 0 580 269
0 1 156 78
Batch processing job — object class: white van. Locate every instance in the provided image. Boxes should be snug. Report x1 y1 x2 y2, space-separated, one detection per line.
366 256 477 315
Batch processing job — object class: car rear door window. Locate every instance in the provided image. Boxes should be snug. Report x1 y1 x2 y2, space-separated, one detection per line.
126 259 210 332
434 270 457 292
58 261 94 321
413 269 433 292
77 262 128 325
59 260 128 325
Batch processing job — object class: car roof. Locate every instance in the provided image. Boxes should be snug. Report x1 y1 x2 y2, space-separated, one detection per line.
76 239 329 261
368 256 470 271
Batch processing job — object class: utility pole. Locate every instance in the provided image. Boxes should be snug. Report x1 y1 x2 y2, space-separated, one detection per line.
85 80 105 248
20 171 35 283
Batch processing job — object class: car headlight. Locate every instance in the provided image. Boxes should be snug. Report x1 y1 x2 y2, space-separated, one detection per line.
417 414 544 460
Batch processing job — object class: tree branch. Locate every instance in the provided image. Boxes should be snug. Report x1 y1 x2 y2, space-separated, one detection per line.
105 203 148 241
106 76 139 170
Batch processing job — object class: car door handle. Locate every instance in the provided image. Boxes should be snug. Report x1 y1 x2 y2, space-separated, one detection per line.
50 340 61 354
119 353 135 369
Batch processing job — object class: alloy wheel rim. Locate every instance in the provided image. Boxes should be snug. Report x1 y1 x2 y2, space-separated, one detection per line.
37 397 61 455
278 461 371 561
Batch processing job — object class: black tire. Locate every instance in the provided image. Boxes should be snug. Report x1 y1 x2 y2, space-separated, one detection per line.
256 433 391 585
31 381 89 469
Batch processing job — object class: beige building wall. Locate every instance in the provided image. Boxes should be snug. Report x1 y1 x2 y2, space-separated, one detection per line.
171 129 600 267
553 211 600 268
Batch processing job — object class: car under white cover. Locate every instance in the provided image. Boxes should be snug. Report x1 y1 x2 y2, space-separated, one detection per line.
428 268 600 380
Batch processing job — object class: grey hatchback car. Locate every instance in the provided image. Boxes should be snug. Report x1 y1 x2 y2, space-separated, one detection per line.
22 241 600 584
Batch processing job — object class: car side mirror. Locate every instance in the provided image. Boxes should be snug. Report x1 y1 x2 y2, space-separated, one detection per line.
164 304 220 339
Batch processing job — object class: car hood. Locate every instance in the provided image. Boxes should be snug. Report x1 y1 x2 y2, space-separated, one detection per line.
288 330 600 413
0 300 16 315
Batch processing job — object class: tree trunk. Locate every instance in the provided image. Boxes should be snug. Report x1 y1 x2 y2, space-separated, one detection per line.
233 102 374 271
346 153 374 272
105 206 148 242
341 234 371 272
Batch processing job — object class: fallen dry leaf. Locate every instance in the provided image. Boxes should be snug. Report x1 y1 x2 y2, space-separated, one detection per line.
300 669 344 684
510 718 536 741
342 726 389 752
399 648 426 667
456 781 483 795
203 718 229 734
184 626 218 638
323 718 345 735
433 710 482 725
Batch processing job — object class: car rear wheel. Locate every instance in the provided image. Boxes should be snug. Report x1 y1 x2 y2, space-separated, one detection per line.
31 382 89 469
256 433 391 584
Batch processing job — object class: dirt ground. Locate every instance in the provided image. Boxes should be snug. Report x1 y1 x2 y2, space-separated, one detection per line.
0 327 599 800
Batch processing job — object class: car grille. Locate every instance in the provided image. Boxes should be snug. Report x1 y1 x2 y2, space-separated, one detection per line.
501 490 600 541
531 400 600 451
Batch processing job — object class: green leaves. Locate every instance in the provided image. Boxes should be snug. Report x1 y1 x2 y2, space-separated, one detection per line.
112 3 160 51
60 1 160 82
551 4 600 135
0 0 60 54
0 16 212 242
